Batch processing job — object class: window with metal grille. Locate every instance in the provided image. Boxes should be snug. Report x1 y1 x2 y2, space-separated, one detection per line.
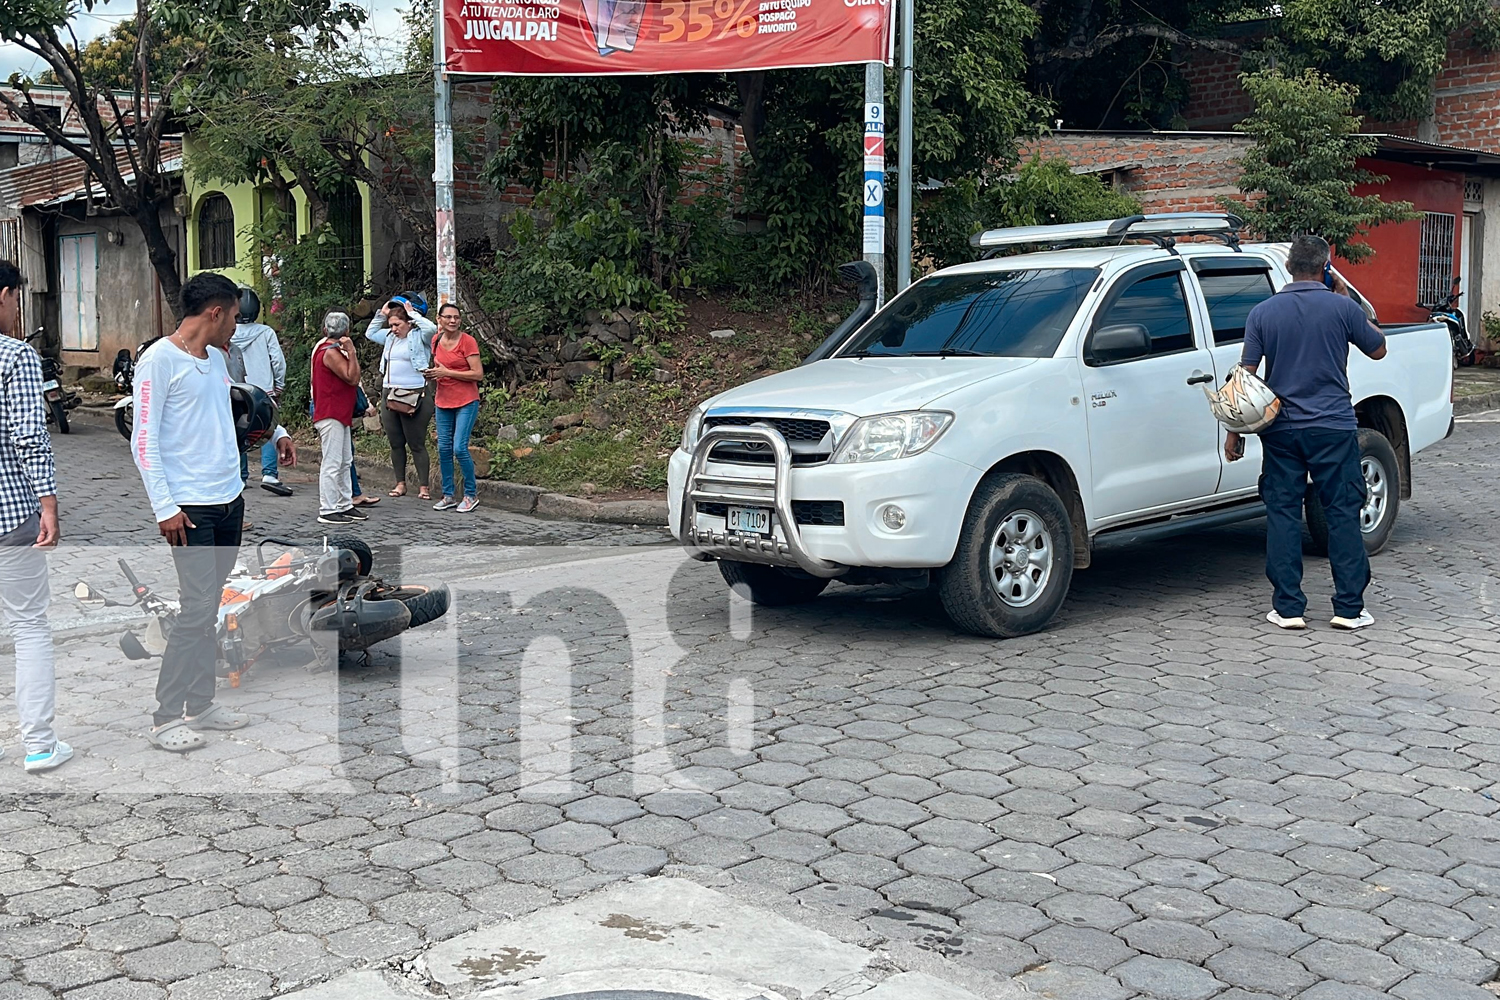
197 193 235 269
323 183 365 294
1465 179 1484 206
1418 212 1456 308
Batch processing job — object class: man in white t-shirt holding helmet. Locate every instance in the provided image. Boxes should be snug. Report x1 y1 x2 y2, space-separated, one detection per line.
131 272 297 752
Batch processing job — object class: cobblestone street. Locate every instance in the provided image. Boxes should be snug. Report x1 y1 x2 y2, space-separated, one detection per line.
2 411 1500 1000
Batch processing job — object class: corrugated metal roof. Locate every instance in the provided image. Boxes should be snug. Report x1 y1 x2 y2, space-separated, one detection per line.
0 142 182 211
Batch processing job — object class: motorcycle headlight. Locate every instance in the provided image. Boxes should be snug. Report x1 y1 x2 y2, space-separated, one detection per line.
680 403 708 452
831 411 954 464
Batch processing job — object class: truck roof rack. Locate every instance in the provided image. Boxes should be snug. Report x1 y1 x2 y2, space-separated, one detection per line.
970 212 1244 255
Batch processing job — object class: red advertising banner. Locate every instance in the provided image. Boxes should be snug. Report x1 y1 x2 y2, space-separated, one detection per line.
443 0 892 75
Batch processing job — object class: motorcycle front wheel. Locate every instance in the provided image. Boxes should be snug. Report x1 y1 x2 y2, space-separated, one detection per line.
115 404 132 440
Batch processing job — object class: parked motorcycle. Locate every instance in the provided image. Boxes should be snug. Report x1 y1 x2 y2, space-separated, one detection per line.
111 336 161 439
26 327 81 433
1426 277 1477 369
75 536 450 684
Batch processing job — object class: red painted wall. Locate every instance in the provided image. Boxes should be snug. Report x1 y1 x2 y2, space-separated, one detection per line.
1335 159 1464 324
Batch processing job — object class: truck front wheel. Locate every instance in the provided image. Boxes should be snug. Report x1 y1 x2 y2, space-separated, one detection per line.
719 561 830 606
1304 428 1400 557
938 473 1074 638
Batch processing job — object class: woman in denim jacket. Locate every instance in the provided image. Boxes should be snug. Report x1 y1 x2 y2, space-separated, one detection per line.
365 298 438 499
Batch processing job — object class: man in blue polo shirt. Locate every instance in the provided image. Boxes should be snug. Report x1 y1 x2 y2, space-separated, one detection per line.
1226 235 1388 631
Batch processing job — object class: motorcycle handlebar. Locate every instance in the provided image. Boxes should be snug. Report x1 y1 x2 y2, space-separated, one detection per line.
117 559 144 592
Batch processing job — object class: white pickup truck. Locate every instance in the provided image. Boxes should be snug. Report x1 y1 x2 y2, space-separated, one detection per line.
669 214 1455 637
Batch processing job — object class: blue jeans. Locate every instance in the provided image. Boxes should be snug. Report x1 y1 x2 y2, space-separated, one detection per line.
1259 427 1370 619
350 461 361 498
435 400 479 499
261 440 279 480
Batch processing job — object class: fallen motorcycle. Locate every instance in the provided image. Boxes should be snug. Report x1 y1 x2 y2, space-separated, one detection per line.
75 536 449 683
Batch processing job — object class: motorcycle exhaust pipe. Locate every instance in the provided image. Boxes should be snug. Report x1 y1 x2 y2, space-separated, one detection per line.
802 260 881 365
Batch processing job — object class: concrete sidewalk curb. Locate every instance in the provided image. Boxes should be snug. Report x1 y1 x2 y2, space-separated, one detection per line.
1455 388 1500 415
72 405 671 527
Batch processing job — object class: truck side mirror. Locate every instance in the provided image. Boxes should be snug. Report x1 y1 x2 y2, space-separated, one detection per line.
1088 324 1152 365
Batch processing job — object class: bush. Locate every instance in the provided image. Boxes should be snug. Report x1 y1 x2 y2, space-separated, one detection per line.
474 142 729 341
918 158 1143 268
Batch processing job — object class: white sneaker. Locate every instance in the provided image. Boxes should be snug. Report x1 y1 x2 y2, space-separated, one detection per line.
1267 610 1307 630
261 475 280 484
1330 610 1375 630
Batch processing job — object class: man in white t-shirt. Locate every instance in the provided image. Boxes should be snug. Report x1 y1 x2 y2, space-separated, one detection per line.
131 272 296 753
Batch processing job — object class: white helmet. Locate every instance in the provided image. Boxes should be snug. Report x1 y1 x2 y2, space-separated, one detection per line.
1205 366 1281 433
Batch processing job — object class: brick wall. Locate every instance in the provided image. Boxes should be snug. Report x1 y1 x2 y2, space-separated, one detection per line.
1021 132 1252 212
1176 51 1254 131
1176 29 1500 154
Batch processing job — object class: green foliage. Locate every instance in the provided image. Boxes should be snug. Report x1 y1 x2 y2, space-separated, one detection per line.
918 158 1142 267
475 144 702 340
248 220 362 420
1271 0 1500 122
1222 69 1418 262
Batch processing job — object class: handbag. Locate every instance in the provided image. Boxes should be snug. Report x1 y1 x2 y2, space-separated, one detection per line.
386 385 423 415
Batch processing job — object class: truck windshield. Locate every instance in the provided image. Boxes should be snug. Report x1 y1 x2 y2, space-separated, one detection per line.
838 268 1098 359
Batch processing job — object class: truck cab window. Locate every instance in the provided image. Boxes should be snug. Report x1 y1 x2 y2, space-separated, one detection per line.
1094 272 1194 356
1198 269 1275 345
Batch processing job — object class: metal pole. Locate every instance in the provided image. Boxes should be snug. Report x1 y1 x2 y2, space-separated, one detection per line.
863 61 886 308
896 0 914 292
434 0 457 307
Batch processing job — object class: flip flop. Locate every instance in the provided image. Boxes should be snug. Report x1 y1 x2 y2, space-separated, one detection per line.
148 719 206 753
353 496 382 506
418 489 432 500
388 485 407 497
183 704 250 730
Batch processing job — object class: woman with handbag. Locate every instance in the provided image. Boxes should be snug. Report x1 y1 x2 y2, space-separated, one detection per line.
365 298 437 499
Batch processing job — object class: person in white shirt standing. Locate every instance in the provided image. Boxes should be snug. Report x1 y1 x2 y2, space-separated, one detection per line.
229 287 291 496
131 273 296 752
0 259 72 772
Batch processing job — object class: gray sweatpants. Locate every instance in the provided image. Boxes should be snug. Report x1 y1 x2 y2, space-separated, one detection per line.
0 515 57 753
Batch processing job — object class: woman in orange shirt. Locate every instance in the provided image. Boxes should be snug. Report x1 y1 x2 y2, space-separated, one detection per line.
423 303 484 512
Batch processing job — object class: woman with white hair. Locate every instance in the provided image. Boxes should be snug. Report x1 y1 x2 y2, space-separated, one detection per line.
311 311 363 525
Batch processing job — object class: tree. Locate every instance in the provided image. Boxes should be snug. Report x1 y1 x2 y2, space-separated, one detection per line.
486 0 1045 288
187 38 516 358
1 0 366 318
1029 0 1500 130
37 18 192 92
1221 68 1416 262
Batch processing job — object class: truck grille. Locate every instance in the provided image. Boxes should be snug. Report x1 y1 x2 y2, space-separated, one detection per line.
697 500 845 526
704 415 831 442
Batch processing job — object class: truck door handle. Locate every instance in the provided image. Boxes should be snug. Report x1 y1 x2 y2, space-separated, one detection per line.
1186 373 1214 386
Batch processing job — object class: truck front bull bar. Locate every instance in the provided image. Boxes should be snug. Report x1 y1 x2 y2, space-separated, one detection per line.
679 424 846 579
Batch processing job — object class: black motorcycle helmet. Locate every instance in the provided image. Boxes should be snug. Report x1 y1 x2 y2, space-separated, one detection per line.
230 383 278 453
237 287 262 324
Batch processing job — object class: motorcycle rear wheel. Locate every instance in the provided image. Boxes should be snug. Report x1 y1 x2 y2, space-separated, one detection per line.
51 400 69 433
370 584 450 628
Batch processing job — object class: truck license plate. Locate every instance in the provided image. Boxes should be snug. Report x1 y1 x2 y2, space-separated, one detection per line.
727 506 771 535
40 380 59 392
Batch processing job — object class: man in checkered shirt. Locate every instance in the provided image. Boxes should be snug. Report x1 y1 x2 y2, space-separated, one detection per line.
0 258 72 772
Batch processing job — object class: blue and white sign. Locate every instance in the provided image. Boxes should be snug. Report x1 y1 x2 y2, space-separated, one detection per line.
863 100 885 254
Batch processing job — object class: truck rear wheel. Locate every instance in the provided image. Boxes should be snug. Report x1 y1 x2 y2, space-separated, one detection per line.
1305 428 1400 557
938 473 1074 638
719 561 829 606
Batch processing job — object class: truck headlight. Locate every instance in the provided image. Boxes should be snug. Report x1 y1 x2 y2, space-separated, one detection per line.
831 411 953 464
680 403 707 452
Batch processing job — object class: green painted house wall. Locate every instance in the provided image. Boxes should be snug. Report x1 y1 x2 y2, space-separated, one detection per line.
180 136 374 291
